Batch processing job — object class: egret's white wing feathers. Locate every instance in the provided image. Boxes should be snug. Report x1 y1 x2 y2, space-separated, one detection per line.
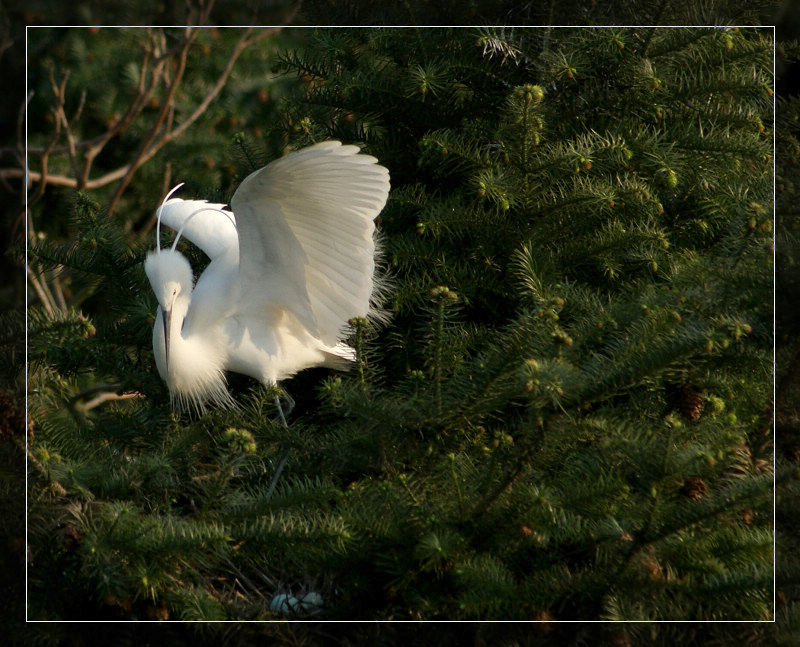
231 141 390 346
229 198 318 335
156 198 238 260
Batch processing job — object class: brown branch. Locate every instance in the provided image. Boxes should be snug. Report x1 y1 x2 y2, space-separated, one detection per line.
29 84 65 208
198 0 217 24
21 22 295 201
26 265 55 318
48 69 82 182
164 27 257 144
114 26 285 169
82 391 143 411
78 34 164 189
22 31 166 197
106 27 197 216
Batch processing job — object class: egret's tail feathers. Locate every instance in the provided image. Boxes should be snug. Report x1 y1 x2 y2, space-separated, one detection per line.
322 343 357 371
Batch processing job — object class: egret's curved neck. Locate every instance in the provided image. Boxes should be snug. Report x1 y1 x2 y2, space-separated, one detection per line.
169 291 192 339
163 289 193 380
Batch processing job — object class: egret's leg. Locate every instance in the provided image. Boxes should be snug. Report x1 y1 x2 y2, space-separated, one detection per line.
266 394 292 500
274 393 289 428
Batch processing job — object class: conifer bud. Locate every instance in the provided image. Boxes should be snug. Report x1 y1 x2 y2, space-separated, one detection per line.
708 396 725 414
657 168 678 189
552 329 572 346
515 84 544 104
723 34 734 50
223 428 256 454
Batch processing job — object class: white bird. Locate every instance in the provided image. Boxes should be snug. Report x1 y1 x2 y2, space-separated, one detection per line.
144 141 390 415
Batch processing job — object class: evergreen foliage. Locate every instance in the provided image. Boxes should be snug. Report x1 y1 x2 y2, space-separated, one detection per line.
265 27 774 622
16 19 783 641
775 39 800 647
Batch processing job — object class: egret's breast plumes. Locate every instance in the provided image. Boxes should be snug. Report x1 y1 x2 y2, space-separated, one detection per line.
152 314 236 415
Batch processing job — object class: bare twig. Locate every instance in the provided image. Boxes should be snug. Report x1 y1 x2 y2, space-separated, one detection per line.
24 41 158 161
104 26 281 214
82 391 143 411
67 382 144 411
26 265 55 318
221 555 268 599
51 272 68 311
48 69 82 182
106 27 197 216
13 23 294 199
29 75 66 209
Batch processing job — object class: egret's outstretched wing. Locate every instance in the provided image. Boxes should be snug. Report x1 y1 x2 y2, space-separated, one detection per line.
156 198 238 260
230 141 390 345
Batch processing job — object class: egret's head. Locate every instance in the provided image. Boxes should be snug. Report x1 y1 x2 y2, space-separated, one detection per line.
146 183 195 311
145 244 194 378
144 249 194 311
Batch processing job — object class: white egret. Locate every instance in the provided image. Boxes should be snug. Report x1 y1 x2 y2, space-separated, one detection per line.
144 141 390 417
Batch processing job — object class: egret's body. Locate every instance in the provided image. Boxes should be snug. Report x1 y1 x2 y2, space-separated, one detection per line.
144 141 390 414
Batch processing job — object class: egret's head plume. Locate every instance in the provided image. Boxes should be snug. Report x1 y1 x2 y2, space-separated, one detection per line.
155 183 185 253
170 206 236 253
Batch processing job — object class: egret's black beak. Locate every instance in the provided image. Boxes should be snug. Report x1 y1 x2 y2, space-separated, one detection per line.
161 308 172 374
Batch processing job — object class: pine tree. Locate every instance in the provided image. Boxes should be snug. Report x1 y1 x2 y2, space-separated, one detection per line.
19 20 779 638
266 26 775 622
775 38 800 647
